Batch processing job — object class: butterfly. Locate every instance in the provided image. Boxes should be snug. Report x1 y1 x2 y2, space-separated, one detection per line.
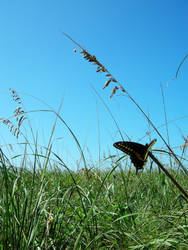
113 139 157 173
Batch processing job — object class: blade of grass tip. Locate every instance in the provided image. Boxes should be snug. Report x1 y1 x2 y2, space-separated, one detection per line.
166 54 188 87
175 54 188 80
47 96 64 150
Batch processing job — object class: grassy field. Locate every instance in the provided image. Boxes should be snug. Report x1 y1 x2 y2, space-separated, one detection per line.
0 151 188 249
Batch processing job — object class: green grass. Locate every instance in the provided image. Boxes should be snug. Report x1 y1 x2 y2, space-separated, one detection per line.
0 154 187 249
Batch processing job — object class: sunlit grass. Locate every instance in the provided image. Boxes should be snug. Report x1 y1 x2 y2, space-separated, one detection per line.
0 151 188 249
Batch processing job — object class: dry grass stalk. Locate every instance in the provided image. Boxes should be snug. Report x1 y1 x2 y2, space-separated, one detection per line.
0 89 26 138
63 32 124 99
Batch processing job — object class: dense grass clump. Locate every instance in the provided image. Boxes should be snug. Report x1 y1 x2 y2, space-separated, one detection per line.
0 153 187 249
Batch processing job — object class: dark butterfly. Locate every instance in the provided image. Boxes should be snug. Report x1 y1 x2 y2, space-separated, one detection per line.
113 139 156 173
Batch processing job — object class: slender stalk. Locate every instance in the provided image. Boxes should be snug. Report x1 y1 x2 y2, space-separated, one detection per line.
148 151 188 201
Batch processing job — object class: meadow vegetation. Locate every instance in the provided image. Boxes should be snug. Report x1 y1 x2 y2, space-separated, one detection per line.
0 154 187 249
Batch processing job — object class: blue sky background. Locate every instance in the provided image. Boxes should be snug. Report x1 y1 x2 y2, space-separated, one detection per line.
0 1 187 170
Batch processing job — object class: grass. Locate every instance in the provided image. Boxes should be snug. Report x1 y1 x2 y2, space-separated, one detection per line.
0 156 188 249
0 36 188 249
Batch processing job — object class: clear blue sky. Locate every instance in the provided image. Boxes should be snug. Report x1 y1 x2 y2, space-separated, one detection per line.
0 1 187 170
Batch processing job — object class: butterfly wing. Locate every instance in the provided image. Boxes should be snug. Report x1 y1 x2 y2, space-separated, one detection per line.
113 141 147 170
113 140 156 172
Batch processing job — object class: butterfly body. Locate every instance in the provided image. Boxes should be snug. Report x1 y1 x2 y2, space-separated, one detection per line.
113 139 156 172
